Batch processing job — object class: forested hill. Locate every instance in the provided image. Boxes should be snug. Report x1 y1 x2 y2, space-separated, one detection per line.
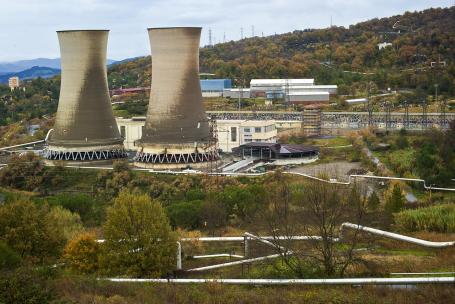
109 6 455 97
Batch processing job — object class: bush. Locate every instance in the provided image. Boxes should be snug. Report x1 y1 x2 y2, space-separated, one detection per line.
47 193 101 226
167 200 202 229
0 268 55 304
64 233 101 274
0 241 21 270
395 204 455 233
0 200 65 260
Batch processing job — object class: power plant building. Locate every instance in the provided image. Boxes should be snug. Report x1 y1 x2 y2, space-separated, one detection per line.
134 27 218 168
45 30 125 161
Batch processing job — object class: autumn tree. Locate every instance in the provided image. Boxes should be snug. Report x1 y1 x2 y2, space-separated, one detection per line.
102 190 177 277
64 233 101 274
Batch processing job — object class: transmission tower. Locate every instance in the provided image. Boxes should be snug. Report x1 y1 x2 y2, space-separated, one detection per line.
240 27 244 40
422 100 428 130
251 25 255 37
404 100 410 129
208 28 212 46
385 102 392 132
440 98 447 129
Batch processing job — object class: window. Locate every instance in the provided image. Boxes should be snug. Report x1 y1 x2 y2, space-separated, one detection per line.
230 127 237 142
255 127 261 133
244 128 251 133
120 126 126 138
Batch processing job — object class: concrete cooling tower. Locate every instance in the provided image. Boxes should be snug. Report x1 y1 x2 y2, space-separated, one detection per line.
45 30 125 162
134 27 218 169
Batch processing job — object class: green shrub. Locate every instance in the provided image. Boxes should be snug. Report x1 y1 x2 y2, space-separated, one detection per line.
395 204 455 233
0 241 21 270
166 200 202 229
0 267 55 304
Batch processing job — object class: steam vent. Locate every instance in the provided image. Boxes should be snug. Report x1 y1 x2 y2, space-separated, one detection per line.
45 30 126 162
134 27 218 169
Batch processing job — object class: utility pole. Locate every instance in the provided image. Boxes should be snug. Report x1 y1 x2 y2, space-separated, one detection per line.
208 28 212 47
223 32 226 43
404 100 409 129
422 100 428 130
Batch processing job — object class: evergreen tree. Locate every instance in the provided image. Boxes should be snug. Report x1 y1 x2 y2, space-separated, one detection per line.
385 184 405 213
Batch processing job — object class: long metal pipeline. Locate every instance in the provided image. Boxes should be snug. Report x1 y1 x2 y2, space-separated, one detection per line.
102 277 455 285
341 223 455 248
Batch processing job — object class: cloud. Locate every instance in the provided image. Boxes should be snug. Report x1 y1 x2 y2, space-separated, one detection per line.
0 0 452 61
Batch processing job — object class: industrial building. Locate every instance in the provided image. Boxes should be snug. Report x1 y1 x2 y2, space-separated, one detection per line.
134 27 218 169
250 79 314 97
249 79 337 104
200 79 231 97
8 77 19 90
222 88 251 99
45 30 125 162
216 120 277 152
233 142 319 161
116 117 277 153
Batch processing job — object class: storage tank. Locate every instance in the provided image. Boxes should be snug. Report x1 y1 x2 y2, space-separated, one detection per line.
45 30 125 162
135 27 218 168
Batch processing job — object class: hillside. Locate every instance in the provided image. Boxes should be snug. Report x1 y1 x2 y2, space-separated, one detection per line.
0 66 61 84
109 6 455 99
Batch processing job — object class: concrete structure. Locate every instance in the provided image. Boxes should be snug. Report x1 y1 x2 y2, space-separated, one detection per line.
223 88 251 99
287 91 329 104
250 79 314 97
201 79 231 97
8 76 19 90
233 142 319 162
249 79 336 104
217 120 277 152
45 30 125 162
135 27 217 168
117 117 277 153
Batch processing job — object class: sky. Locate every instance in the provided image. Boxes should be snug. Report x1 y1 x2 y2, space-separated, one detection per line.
0 0 453 62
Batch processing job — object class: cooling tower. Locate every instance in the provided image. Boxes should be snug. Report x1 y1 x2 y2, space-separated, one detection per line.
134 27 218 168
45 30 126 162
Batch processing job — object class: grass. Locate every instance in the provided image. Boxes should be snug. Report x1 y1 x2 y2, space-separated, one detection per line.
395 204 455 233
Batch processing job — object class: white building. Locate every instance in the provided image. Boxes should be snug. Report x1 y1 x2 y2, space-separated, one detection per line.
222 88 251 99
287 91 330 104
217 120 277 152
8 76 20 90
115 117 277 153
250 79 314 97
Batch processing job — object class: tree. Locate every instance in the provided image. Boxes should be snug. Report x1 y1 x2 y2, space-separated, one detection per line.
367 191 381 211
0 200 64 260
46 206 84 242
385 184 405 213
260 172 367 277
63 233 101 274
102 190 177 277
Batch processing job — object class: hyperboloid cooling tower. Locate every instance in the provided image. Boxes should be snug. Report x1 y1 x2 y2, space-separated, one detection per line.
134 27 218 168
45 30 125 162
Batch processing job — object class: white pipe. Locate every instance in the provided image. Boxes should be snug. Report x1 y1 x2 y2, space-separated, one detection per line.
180 236 331 242
176 241 182 270
186 253 284 272
341 223 455 248
102 277 455 285
391 272 455 276
244 232 289 252
0 139 45 151
39 162 455 192
192 254 244 259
